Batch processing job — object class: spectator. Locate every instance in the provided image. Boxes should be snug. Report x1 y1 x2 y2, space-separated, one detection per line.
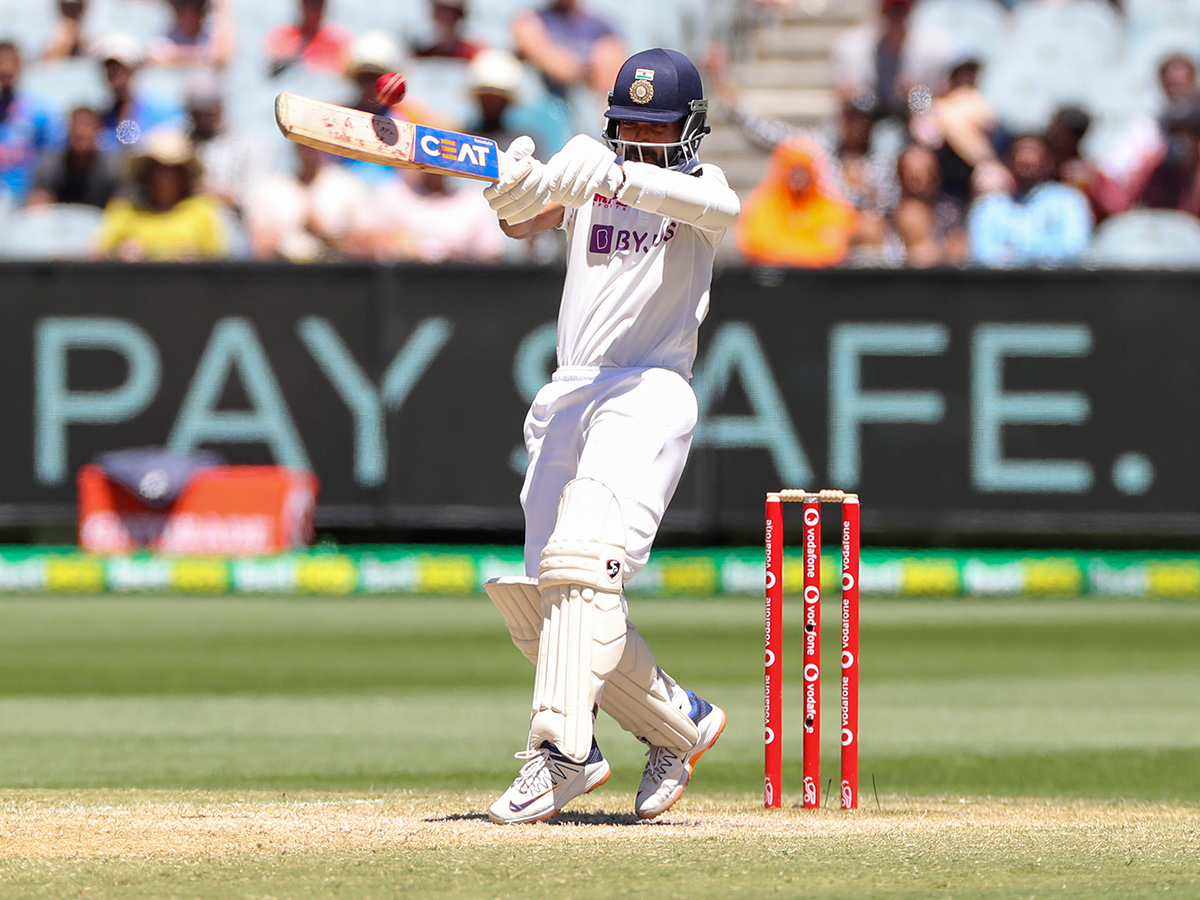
892 143 966 267
1092 53 1200 212
909 54 1002 204
1043 105 1109 221
344 32 413 116
1140 96 1200 216
413 0 484 61
340 31 438 183
712 51 898 262
148 0 236 71
28 107 125 208
93 33 186 154
1046 105 1093 190
464 48 566 156
184 69 268 218
344 168 507 263
96 128 227 261
43 0 88 62
0 40 62 205
967 133 1093 267
737 136 858 268
245 143 368 262
465 48 526 152
833 0 926 123
265 0 352 78
512 0 624 131
1159 53 1199 104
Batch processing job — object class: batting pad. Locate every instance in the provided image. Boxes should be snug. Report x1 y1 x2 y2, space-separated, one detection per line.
530 478 629 762
484 576 698 753
484 577 542 664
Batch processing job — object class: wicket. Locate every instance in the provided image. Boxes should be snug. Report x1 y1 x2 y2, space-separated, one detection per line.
764 489 860 810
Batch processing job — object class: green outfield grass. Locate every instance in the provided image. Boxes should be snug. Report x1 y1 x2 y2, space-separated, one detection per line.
1 593 1198 898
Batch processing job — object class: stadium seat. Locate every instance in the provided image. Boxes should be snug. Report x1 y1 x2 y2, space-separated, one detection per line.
0 204 104 260
0 188 14 246
907 0 1010 64
1081 60 1163 125
1124 0 1200 35
85 0 173 46
22 58 109 116
0 0 58 57
1124 22 1200 76
467 0 541 50
1089 210 1200 268
979 48 1064 133
1010 0 1123 67
406 57 474 129
136 65 206 109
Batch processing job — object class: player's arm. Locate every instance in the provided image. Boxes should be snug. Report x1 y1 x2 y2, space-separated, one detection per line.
498 203 564 239
541 135 740 233
615 161 740 233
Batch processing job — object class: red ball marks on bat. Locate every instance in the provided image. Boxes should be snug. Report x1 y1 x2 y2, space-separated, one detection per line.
375 73 407 106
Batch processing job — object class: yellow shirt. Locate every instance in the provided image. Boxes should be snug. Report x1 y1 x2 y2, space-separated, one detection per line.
97 194 228 261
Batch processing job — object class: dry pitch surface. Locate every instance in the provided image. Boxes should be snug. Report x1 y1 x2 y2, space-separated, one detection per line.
2 791 1198 899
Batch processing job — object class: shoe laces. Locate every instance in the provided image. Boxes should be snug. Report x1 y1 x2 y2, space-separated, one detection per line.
512 746 553 793
644 744 679 780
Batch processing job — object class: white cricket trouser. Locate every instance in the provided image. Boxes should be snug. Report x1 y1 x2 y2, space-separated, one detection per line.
519 365 697 580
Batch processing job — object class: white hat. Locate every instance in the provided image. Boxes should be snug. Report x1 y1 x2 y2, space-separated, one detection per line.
129 129 203 184
468 48 523 98
93 32 144 69
345 30 404 77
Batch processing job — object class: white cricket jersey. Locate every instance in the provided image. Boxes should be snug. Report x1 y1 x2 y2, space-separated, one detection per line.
556 163 733 379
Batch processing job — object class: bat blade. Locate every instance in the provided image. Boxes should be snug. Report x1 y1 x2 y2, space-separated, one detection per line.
274 91 500 182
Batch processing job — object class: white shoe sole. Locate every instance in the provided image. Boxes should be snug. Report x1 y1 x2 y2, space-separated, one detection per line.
637 707 727 820
487 759 612 825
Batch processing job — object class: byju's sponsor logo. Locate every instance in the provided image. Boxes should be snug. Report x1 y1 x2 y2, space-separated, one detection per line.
589 224 615 254
588 222 677 256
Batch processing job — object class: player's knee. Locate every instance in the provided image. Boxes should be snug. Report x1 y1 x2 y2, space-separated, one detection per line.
538 477 627 594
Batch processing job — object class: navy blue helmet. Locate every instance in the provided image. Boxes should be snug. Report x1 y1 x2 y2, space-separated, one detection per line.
603 48 710 169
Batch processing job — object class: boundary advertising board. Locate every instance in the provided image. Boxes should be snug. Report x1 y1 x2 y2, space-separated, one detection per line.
1 263 1196 541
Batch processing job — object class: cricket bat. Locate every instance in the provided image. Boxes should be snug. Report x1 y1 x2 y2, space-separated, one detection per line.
274 91 501 182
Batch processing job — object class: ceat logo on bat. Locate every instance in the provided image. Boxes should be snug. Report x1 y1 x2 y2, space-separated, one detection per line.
413 125 499 179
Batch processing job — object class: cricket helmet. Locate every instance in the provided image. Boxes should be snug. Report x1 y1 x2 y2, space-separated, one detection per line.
603 48 709 169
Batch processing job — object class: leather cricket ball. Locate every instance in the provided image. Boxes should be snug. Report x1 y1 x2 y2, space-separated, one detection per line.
375 73 407 106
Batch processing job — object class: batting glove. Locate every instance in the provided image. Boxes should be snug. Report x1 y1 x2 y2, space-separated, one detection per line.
484 136 552 224
543 135 624 208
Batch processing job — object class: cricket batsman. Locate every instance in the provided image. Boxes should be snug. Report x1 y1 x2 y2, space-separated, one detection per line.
480 47 740 824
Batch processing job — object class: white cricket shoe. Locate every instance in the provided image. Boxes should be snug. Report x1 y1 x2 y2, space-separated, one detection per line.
487 739 611 824
635 692 726 820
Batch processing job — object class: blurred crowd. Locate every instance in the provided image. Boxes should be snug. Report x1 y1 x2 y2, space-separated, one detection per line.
729 0 1200 268
1 0 1198 267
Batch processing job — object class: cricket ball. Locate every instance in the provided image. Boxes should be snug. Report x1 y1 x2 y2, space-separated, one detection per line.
375 72 407 106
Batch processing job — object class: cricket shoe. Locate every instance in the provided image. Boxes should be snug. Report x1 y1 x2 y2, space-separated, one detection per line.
635 692 727 820
487 739 611 824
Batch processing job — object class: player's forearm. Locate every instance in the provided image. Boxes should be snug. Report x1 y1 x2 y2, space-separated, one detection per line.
616 163 740 232
499 204 564 239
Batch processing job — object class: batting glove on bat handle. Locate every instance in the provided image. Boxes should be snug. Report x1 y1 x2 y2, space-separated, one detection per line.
485 135 553 224
492 135 537 187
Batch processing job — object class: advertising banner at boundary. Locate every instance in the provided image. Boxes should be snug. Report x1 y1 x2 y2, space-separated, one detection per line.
1 263 1197 541
0 546 1196 598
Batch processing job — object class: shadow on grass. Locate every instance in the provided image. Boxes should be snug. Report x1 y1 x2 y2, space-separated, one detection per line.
426 810 667 826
